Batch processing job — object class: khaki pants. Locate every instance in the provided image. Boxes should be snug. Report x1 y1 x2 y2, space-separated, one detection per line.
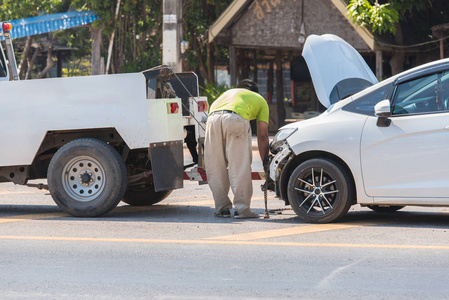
204 112 253 215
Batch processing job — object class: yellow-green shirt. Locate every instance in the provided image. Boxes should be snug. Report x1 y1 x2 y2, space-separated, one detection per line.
209 89 269 124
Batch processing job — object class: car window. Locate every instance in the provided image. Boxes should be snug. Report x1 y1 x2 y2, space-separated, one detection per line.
392 71 449 115
441 71 449 108
342 83 393 116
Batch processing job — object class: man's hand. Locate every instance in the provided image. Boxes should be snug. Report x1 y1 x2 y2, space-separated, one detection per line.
263 154 272 174
257 121 269 162
262 155 275 191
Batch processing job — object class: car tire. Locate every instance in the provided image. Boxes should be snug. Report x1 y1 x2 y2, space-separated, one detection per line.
122 184 172 206
48 138 127 217
287 158 354 223
367 205 405 213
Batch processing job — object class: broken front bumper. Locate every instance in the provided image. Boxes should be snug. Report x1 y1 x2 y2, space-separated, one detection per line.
269 142 293 198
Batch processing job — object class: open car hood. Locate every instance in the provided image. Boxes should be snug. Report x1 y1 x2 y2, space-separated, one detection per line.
302 34 378 108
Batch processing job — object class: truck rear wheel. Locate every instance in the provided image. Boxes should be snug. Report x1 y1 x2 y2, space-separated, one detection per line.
122 184 172 206
48 138 127 217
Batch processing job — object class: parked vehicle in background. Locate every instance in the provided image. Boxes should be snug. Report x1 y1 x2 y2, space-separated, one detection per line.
269 34 449 223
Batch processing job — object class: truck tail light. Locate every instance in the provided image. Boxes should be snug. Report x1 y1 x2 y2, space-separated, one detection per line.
2 23 12 33
197 100 208 112
168 102 179 114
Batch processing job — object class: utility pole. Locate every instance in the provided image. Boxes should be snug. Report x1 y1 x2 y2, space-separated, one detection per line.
91 27 103 75
163 0 183 72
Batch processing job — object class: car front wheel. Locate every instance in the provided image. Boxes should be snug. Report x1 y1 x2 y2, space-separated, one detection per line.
287 158 354 223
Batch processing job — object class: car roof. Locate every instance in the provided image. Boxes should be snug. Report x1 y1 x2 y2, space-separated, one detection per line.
395 59 449 84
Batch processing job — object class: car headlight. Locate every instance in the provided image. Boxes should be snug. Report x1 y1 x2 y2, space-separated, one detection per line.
270 127 297 154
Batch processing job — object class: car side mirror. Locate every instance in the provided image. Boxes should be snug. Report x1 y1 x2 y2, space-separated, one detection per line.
374 99 392 127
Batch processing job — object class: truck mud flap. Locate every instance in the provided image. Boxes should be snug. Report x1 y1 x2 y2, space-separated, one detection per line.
149 140 183 191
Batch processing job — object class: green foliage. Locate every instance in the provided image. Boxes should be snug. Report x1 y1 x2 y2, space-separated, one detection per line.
200 82 230 106
347 0 433 35
388 0 430 13
183 0 233 82
62 57 90 76
348 0 399 34
0 0 233 80
54 27 91 58
70 0 163 73
0 0 70 20
70 0 118 32
121 49 161 73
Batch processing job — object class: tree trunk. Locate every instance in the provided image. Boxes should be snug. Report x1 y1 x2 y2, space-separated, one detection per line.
25 45 41 80
389 23 405 75
141 1 147 53
18 36 33 79
115 14 126 73
195 33 208 83
37 45 55 79
106 0 121 74
206 42 214 83
91 27 103 75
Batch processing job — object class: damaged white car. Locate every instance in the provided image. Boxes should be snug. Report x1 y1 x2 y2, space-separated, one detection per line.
269 34 449 223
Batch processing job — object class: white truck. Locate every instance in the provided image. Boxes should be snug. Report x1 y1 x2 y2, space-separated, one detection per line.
0 23 208 217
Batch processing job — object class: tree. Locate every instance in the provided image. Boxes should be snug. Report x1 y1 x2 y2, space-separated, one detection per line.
0 0 72 78
70 0 163 73
0 0 233 84
347 0 449 74
183 0 233 85
348 0 399 35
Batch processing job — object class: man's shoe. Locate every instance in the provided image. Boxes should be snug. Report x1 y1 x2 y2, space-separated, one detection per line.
215 209 231 218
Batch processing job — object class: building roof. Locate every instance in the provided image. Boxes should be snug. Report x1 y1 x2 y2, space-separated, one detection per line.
208 0 251 44
208 0 377 51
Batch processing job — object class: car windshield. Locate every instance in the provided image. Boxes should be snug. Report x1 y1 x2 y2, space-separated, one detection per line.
341 82 393 116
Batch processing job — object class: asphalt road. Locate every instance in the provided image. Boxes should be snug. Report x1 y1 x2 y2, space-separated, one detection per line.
1 178 449 299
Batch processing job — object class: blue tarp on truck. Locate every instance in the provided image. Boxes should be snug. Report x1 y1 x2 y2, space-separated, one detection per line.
3 11 98 40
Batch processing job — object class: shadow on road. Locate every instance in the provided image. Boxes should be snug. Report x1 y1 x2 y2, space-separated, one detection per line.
0 202 449 230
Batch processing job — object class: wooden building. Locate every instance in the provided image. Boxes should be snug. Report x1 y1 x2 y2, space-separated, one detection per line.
208 0 380 131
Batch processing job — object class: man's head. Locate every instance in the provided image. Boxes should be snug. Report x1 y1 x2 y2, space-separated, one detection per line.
237 79 259 93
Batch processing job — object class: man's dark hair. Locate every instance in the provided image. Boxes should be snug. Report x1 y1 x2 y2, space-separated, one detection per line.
237 79 259 93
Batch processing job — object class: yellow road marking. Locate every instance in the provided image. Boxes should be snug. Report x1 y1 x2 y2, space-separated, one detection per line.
0 235 447 250
0 190 47 195
0 212 68 223
205 221 380 241
0 200 214 224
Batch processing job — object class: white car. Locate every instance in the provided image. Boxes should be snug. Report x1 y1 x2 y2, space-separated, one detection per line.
269 34 449 223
